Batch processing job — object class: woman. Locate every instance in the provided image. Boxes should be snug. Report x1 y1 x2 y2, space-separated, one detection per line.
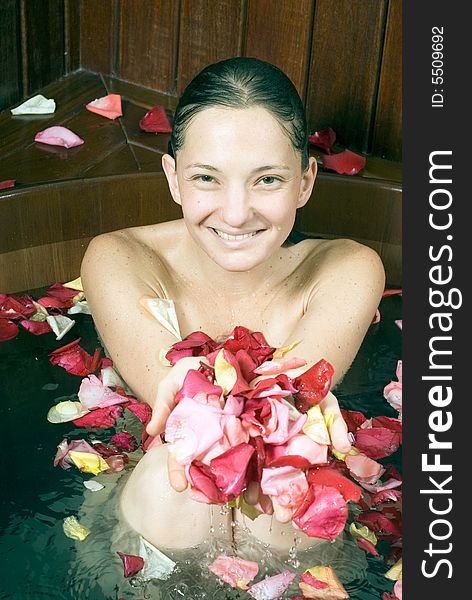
81 57 385 552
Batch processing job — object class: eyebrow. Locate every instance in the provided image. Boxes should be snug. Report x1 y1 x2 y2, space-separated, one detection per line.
184 163 292 173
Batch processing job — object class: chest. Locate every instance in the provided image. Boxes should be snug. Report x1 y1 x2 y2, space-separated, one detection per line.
168 277 307 347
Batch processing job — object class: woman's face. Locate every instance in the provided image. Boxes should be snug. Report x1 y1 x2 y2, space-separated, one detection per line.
162 106 317 272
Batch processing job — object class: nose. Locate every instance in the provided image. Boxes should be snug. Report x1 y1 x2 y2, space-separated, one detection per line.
220 183 253 228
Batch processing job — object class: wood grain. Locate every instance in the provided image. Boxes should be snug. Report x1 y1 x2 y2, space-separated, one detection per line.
244 0 314 99
177 0 244 94
119 0 179 92
0 0 22 111
23 0 65 94
306 0 387 153
80 0 117 74
372 0 402 160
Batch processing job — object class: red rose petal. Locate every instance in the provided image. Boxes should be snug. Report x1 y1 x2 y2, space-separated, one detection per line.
139 105 172 133
210 442 254 497
49 338 102 375
307 466 362 503
20 319 52 335
354 427 401 459
116 552 144 577
0 179 16 190
356 537 379 556
72 405 122 428
308 127 336 154
0 318 19 342
322 149 366 175
293 358 334 411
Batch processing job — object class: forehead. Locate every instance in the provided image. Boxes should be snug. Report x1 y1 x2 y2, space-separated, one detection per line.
179 106 298 166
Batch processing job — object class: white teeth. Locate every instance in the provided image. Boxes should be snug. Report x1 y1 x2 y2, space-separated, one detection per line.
213 229 258 241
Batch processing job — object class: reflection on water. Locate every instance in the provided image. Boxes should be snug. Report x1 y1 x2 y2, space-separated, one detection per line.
0 295 401 599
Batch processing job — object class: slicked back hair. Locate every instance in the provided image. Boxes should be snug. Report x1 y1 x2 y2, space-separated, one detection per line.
169 57 309 170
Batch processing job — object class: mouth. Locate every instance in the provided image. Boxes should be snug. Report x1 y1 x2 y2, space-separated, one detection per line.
211 228 262 241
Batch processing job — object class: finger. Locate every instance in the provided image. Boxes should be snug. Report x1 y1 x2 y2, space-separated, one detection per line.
146 401 172 436
271 497 293 523
167 451 188 492
330 413 351 454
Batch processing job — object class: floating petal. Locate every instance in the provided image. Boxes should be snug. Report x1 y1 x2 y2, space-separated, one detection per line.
0 319 19 341
47 400 90 423
208 555 258 589
139 537 175 580
247 570 296 599
46 315 75 340
117 552 144 577
69 450 110 475
83 480 105 492
63 516 90 541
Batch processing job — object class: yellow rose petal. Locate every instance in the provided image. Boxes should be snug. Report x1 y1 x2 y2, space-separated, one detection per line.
273 339 301 359
385 558 402 581
63 516 90 541
349 522 378 546
214 349 237 395
69 451 109 475
62 277 84 291
303 405 331 445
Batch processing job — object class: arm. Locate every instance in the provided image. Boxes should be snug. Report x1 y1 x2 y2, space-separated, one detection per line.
282 239 386 451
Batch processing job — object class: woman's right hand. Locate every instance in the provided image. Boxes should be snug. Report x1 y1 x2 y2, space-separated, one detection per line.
145 355 209 492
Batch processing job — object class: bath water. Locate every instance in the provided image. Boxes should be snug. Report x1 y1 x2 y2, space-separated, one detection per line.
0 293 401 599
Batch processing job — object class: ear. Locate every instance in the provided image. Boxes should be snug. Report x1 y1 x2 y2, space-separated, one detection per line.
296 156 317 209
162 154 182 206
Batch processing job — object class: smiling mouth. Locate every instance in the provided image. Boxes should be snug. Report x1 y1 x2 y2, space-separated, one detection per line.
211 228 260 241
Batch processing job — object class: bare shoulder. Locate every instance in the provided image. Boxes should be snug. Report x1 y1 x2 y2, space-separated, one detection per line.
81 220 184 296
303 238 385 291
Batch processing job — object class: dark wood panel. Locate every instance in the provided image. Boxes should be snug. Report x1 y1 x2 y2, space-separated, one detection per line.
372 0 402 161
119 0 179 92
177 0 244 94
24 0 65 94
80 0 117 74
64 0 81 73
244 0 314 99
0 174 180 255
306 0 387 153
0 0 22 111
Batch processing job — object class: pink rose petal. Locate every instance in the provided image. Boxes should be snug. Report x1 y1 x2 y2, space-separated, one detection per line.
34 126 84 148
208 555 259 589
292 483 347 539
247 570 296 599
86 94 122 119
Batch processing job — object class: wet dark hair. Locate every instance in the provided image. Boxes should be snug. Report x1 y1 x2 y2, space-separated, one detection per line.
169 57 309 170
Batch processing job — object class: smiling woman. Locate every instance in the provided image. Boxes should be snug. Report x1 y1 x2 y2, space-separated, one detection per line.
80 57 385 555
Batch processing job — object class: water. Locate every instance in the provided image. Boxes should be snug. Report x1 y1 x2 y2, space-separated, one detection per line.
0 294 401 599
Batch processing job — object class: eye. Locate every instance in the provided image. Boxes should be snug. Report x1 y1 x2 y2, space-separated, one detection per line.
194 174 215 183
258 176 281 186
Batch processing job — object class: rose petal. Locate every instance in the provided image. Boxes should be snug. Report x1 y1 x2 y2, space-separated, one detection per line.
63 516 90 541
49 338 102 376
86 94 122 119
208 555 259 589
139 105 172 133
116 552 144 577
35 126 84 148
110 431 139 452
72 405 122 428
308 127 336 154
0 179 16 190
0 318 19 342
354 427 401 459
322 149 366 176
292 483 347 540
293 359 334 411
260 466 308 509
306 466 361 503
20 319 52 335
78 374 128 409
300 565 349 599
247 570 296 599
47 400 90 424
11 94 55 115
209 442 254 497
